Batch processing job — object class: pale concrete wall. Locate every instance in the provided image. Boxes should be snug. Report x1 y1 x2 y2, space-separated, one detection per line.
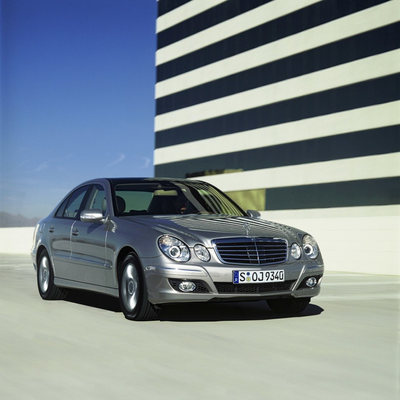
0 227 35 255
262 205 400 276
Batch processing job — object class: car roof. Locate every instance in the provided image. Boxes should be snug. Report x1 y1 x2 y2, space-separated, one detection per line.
107 177 190 184
78 177 206 187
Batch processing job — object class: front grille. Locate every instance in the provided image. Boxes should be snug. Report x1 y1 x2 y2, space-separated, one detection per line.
215 280 296 294
213 237 287 265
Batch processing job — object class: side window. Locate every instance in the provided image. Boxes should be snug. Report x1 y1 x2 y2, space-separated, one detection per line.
55 197 69 218
62 186 90 219
86 184 107 216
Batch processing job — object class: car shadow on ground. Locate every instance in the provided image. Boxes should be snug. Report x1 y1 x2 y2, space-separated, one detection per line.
66 290 121 313
159 301 323 322
65 290 324 322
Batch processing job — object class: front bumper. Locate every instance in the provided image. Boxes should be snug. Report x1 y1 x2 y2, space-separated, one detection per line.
143 260 324 305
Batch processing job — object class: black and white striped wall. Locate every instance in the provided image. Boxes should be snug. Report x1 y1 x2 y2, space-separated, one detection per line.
154 0 400 274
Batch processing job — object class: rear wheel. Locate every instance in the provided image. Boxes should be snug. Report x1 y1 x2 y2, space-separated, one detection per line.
267 297 310 314
118 253 158 321
37 249 68 300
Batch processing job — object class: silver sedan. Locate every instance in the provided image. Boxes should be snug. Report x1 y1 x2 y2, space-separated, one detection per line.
31 178 324 320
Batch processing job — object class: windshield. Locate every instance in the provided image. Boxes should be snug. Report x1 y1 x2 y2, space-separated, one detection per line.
112 181 246 217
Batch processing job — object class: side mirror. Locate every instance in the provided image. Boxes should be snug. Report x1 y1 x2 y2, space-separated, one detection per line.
246 209 261 218
80 209 106 224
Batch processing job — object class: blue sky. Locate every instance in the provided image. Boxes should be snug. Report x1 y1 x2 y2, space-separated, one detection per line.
1 0 157 218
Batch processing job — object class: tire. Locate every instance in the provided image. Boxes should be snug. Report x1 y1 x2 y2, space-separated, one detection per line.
267 297 310 314
37 249 68 300
118 253 158 321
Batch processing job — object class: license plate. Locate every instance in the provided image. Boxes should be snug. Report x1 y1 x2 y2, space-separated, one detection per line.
233 270 285 284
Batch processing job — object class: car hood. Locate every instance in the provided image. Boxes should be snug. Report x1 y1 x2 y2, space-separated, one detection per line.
122 214 305 246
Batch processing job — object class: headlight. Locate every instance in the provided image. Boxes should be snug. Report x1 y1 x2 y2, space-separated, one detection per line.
302 235 319 259
194 244 211 262
290 243 301 260
158 235 190 262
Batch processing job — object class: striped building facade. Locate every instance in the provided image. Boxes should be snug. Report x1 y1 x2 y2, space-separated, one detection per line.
154 0 400 275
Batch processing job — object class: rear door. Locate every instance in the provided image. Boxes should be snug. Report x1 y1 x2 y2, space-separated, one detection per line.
50 185 90 280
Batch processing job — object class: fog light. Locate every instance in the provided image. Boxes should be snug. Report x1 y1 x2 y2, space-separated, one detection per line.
178 281 196 292
306 277 317 288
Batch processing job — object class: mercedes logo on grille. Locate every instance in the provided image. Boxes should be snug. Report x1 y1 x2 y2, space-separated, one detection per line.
243 223 251 237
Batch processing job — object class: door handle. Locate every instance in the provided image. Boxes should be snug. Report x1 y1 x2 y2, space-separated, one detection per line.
72 228 79 236
48 226 54 233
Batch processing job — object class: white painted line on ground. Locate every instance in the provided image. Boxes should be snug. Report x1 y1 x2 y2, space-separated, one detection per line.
318 293 400 301
323 282 400 286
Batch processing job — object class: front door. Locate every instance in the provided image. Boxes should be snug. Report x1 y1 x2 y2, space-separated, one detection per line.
70 184 111 287
70 220 108 286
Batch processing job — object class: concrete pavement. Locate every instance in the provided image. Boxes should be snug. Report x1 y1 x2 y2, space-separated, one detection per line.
0 254 399 400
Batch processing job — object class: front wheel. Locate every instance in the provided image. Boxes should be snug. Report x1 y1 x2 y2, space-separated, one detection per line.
267 297 310 314
37 249 68 300
118 253 158 321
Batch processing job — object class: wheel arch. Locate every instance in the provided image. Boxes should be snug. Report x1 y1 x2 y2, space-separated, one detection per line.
36 245 50 266
36 245 57 279
116 246 142 283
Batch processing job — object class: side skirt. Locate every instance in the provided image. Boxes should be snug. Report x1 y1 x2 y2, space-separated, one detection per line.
54 277 119 298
